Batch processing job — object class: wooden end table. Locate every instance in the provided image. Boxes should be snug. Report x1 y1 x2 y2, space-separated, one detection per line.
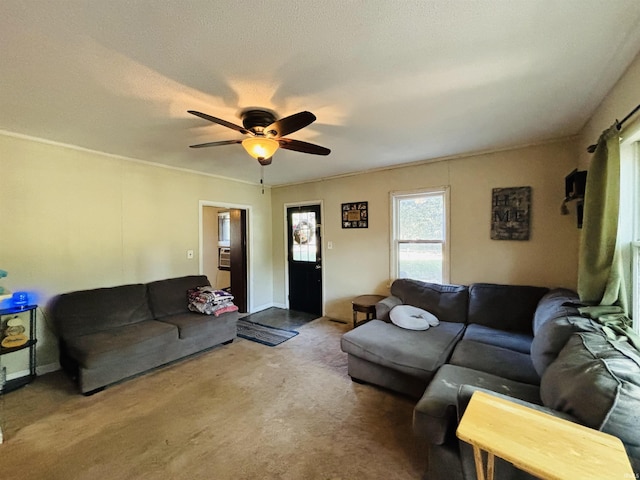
456 390 634 480
351 295 385 328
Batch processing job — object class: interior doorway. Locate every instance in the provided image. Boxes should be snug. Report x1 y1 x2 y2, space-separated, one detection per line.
201 203 248 313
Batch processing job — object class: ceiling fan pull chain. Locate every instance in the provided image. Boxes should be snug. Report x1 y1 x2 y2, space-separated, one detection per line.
260 165 265 195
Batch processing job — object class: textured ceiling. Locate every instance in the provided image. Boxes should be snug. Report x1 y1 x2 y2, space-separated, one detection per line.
2 1 640 186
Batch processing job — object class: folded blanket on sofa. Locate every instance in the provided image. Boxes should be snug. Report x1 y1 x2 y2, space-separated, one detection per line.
188 286 235 315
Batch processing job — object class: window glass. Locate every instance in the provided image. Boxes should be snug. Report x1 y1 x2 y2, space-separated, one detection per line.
631 143 640 332
620 135 639 332
398 195 444 240
291 212 316 262
634 242 639 332
398 243 443 282
617 124 640 334
392 188 449 284
218 211 230 247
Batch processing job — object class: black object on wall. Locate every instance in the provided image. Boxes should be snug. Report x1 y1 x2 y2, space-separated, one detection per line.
562 169 587 228
565 169 588 198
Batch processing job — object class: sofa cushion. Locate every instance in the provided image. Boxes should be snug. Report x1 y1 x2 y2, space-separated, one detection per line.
461 324 532 354
449 340 540 385
413 364 541 445
52 283 154 338
532 288 581 335
541 332 640 465
468 283 548 334
158 311 237 340
530 315 601 377
341 319 465 381
390 279 469 324
147 275 210 319
65 320 178 369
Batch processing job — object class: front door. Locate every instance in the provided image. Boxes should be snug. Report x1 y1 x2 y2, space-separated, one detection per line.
287 205 322 316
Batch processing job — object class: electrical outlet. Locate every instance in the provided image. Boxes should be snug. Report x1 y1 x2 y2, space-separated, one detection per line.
187 250 194 259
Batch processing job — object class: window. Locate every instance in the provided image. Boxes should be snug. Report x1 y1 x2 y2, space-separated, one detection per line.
620 128 640 333
391 187 449 283
629 142 640 333
218 211 230 247
291 210 317 262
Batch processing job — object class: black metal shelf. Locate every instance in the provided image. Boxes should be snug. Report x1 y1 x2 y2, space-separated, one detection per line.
3 375 35 393
0 339 37 355
0 304 37 393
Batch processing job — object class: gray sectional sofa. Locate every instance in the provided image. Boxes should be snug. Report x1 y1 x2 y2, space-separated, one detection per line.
51 275 237 394
341 278 640 479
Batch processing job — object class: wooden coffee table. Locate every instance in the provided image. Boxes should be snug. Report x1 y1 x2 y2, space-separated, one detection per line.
352 294 385 328
456 391 634 480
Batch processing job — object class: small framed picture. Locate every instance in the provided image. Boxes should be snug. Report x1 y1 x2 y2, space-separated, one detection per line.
342 202 368 228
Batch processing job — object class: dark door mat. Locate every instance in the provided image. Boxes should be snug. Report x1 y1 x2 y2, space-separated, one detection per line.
236 319 299 347
240 307 319 330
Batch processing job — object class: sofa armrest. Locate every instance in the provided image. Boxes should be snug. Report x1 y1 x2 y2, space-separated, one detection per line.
375 295 402 322
456 384 577 424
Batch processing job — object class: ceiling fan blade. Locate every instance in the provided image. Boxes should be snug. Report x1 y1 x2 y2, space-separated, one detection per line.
189 139 242 148
265 111 316 138
188 110 251 135
278 138 331 155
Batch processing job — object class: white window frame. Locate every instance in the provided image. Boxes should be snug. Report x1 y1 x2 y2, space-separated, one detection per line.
390 186 450 284
633 240 639 334
631 144 640 333
620 123 640 333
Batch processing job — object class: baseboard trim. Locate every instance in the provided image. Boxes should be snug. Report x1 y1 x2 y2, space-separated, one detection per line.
3 362 59 381
37 362 60 376
250 302 287 313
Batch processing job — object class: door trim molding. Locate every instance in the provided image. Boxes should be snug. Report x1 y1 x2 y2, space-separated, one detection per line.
199 200 253 312
283 200 324 315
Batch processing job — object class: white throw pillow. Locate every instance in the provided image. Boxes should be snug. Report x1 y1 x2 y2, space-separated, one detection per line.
389 305 439 331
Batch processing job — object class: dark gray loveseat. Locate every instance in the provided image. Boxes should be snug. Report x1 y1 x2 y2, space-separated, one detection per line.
340 278 640 479
51 275 237 394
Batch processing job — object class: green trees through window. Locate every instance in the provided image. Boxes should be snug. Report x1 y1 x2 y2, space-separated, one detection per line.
392 188 449 283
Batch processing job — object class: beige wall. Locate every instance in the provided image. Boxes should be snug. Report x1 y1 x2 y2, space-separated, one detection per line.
577 51 640 168
272 139 580 322
1 133 273 371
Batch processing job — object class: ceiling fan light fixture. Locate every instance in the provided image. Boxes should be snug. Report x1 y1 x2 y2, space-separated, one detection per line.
242 137 279 161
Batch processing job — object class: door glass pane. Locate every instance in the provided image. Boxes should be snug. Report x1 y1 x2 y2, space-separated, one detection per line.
398 243 442 283
292 212 316 262
398 195 444 240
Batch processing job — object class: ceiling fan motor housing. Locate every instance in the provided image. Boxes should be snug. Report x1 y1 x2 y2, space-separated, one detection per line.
242 109 277 135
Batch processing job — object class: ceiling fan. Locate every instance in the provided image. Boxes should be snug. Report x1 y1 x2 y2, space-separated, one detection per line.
188 109 331 165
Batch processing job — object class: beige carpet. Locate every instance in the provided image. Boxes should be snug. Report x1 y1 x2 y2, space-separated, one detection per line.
0 318 428 479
